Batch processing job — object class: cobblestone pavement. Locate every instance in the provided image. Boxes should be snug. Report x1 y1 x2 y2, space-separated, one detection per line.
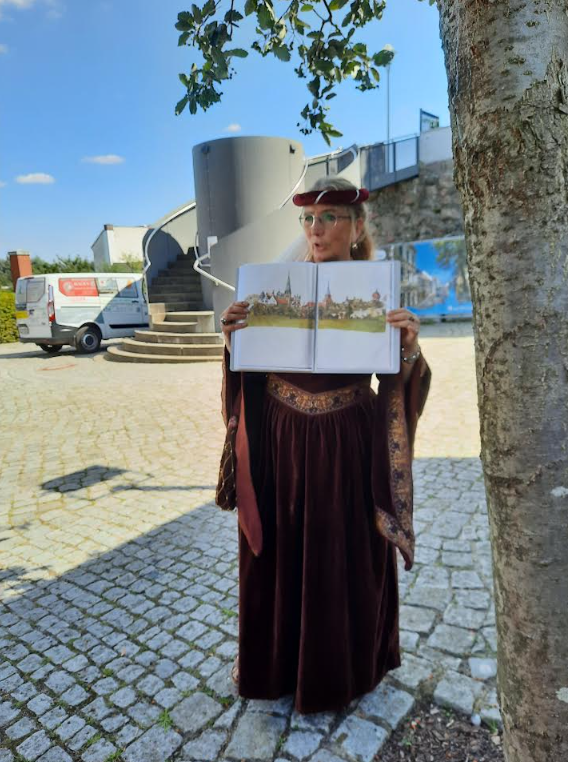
0 325 500 762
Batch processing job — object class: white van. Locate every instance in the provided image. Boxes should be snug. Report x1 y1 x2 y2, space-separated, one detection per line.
15 273 149 353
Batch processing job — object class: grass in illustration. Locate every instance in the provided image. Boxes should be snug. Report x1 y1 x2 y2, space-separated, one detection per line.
318 281 387 332
245 271 315 330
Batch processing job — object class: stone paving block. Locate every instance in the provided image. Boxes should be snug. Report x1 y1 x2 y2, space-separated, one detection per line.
170 692 222 733
60 683 89 707
399 630 420 652
66 724 98 752
248 695 294 716
416 646 461 672
481 626 498 652
0 701 21 728
115 721 143 747
36 746 73 762
225 709 287 760
427 624 476 655
27 694 53 717
155 687 183 709
479 688 502 727
126 701 161 729
55 715 86 742
358 683 415 729
18 654 45 674
400 605 437 633
443 604 486 630
283 730 323 759
451 571 484 589
81 737 117 762
63 655 89 673
391 654 434 690
83 697 112 721
469 657 497 680
6 715 38 740
454 590 491 610
213 698 243 729
16 729 51 760
434 670 484 715
38 706 68 731
180 729 227 761
123 725 182 762
100 713 128 732
171 671 200 693
110 686 137 708
309 751 350 762
138 674 165 697
332 715 389 762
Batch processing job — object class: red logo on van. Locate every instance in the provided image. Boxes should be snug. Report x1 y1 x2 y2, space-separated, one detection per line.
59 278 98 297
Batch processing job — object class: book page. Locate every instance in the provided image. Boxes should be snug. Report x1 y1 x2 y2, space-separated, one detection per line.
314 261 400 373
231 263 316 372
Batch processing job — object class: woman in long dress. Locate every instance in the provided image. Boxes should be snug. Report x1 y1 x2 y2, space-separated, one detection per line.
218 177 431 714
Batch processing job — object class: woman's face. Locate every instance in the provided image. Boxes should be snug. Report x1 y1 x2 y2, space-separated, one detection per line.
302 204 363 263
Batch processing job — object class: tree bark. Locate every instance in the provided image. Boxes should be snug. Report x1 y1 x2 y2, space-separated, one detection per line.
437 2 568 760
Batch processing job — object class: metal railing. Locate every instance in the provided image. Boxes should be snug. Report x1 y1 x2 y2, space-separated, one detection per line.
360 135 419 190
142 201 197 303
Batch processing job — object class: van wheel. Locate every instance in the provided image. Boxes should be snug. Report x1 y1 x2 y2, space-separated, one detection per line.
74 326 101 353
38 344 62 354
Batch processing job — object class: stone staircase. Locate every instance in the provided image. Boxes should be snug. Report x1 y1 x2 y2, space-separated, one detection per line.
106 253 224 363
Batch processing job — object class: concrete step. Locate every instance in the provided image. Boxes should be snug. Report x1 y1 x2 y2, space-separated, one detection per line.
106 346 222 364
134 330 222 345
149 291 203 301
152 277 201 287
150 320 198 333
164 311 215 332
149 301 205 311
119 339 223 357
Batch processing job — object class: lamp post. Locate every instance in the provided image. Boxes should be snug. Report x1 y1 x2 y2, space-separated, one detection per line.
384 45 395 173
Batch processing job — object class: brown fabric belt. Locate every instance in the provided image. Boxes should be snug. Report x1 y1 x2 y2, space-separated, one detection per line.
266 374 372 415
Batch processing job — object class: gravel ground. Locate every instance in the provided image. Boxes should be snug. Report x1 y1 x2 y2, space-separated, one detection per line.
378 701 505 762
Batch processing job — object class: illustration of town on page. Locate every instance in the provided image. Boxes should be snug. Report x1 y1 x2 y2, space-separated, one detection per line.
230 260 401 373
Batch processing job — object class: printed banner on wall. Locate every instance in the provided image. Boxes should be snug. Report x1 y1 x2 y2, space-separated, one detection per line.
384 236 472 319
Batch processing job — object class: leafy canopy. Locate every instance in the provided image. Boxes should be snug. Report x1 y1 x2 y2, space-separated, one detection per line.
175 0 435 143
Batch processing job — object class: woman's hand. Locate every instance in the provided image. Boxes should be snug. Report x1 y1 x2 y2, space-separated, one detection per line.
220 301 249 350
386 308 420 354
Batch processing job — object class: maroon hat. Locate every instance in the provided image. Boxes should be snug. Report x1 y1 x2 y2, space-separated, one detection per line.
292 188 369 206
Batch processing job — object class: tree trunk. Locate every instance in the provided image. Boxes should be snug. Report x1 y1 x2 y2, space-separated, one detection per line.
437 2 568 760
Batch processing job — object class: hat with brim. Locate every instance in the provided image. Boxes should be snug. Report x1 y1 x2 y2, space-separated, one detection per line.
292 188 369 206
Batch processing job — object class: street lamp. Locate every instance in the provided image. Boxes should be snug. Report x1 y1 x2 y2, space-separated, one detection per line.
384 44 395 172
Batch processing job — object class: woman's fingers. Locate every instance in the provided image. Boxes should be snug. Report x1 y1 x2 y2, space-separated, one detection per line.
221 301 250 332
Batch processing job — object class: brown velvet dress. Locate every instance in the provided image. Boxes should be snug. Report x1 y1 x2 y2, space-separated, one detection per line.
220 354 430 714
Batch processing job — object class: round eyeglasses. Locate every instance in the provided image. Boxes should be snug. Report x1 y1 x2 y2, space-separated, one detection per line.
299 212 352 229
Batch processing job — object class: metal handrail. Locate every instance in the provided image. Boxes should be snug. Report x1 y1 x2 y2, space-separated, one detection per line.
192 238 235 292
142 200 197 303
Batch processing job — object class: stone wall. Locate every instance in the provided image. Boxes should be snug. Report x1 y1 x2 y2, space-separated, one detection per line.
367 159 464 247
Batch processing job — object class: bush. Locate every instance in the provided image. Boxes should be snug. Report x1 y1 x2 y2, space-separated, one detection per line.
0 291 18 344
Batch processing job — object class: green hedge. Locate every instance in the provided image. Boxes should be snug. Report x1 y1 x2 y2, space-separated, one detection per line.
0 291 18 344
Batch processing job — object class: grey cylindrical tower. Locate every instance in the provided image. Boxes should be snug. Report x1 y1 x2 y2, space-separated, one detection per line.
192 136 305 308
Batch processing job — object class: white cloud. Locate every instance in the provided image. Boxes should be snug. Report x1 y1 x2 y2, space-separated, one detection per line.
0 0 64 20
16 172 55 184
0 44 8 54
82 154 125 165
225 123 242 133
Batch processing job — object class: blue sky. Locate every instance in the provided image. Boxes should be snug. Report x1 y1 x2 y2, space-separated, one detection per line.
0 0 450 262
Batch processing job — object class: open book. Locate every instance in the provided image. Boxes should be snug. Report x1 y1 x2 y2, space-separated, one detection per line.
230 261 401 374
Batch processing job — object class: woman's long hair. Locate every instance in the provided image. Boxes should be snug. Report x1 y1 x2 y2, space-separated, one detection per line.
303 176 374 261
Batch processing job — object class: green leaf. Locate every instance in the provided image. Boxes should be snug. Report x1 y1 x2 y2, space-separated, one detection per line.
372 49 395 66
329 0 349 9
178 73 190 87
257 6 273 29
224 9 244 23
245 0 257 14
273 45 291 62
178 31 190 46
175 95 189 115
300 3 314 10
227 48 249 58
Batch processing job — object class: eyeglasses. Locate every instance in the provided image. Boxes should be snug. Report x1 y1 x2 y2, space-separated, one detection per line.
299 212 352 229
